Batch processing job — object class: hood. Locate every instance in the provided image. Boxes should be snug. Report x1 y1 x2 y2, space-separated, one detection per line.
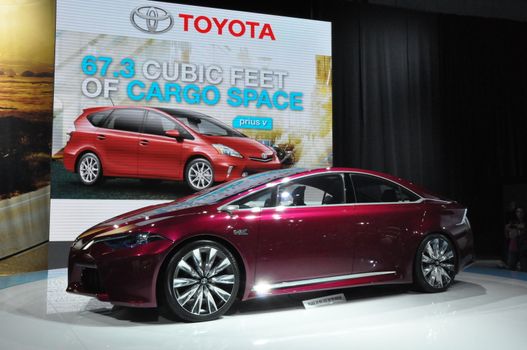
76 198 208 242
201 135 274 159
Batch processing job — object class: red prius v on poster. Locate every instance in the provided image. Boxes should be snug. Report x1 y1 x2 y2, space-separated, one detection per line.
50 0 332 241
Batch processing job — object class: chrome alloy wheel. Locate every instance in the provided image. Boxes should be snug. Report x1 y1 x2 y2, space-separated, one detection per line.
172 246 235 316
79 154 100 184
420 237 455 289
188 161 213 190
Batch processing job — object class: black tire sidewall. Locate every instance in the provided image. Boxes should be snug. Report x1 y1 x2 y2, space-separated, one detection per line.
414 234 457 293
184 158 214 191
163 240 240 322
77 152 102 186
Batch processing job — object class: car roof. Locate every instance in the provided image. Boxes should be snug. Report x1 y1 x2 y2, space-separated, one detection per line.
82 106 208 118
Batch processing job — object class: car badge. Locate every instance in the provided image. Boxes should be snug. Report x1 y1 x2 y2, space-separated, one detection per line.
130 6 174 34
233 228 249 236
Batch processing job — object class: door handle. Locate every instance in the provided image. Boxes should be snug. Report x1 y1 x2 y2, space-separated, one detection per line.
97 134 106 140
139 139 149 146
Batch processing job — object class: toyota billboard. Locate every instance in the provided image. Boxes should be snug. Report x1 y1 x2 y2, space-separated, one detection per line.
50 0 332 241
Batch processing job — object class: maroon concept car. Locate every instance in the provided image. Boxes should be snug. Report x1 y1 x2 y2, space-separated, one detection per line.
67 168 474 322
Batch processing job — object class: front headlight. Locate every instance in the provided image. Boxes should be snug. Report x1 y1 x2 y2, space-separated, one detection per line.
82 232 166 250
212 144 242 158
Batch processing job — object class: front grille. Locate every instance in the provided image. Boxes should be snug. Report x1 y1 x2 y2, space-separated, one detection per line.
249 157 273 163
80 267 104 293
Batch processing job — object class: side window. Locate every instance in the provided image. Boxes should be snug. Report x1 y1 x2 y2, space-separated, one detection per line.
104 109 144 133
231 188 275 209
87 110 111 127
352 174 420 203
144 112 193 138
179 117 229 136
278 174 345 207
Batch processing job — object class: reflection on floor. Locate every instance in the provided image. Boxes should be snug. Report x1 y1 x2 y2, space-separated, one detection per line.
0 242 48 276
0 265 526 350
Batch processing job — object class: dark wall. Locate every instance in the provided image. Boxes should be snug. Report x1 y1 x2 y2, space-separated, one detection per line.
326 3 527 256
165 0 527 257
438 15 527 255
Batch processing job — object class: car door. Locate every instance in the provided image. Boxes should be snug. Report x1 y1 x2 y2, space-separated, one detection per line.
97 108 144 176
254 173 355 285
349 173 424 274
137 111 189 180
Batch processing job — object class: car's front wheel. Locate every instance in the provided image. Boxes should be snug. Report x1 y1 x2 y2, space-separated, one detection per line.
77 152 102 185
414 234 457 292
162 240 240 322
184 158 214 191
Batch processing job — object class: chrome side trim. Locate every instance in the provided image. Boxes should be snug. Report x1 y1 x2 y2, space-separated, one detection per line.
226 199 425 213
252 271 397 291
425 198 453 204
220 197 425 213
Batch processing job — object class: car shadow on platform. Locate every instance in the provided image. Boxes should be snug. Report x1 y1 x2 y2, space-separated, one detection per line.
81 280 487 325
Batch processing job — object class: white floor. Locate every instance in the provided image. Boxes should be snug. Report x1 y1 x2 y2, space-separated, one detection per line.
1 269 526 350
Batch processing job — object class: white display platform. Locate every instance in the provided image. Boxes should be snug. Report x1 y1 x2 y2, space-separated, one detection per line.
1 268 526 350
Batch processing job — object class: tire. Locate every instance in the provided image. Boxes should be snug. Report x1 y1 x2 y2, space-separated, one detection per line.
414 234 457 293
184 158 214 191
77 152 103 185
162 240 240 322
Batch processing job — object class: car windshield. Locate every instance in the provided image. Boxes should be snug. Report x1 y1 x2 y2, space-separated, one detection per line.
120 168 307 220
99 169 309 233
158 108 245 137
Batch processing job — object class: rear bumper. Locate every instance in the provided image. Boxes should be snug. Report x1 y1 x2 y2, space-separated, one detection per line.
63 146 76 173
458 227 475 272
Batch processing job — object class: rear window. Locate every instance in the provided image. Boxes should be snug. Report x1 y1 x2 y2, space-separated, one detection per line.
87 110 111 127
352 174 420 203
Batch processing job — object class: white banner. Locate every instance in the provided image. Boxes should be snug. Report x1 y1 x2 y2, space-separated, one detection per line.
51 0 332 241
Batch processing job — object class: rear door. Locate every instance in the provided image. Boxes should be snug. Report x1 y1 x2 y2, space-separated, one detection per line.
97 108 144 176
254 173 354 284
349 173 423 274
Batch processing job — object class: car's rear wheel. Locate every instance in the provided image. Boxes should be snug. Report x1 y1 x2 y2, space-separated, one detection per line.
185 158 214 191
414 234 456 292
77 152 102 185
162 240 240 322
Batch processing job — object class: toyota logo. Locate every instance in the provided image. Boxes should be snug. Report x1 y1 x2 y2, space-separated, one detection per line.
130 6 174 34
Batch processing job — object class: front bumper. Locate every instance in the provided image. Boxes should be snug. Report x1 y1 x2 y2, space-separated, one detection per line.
213 155 282 182
66 238 173 307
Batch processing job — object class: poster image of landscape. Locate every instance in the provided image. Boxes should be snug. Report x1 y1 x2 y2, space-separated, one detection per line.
0 0 55 267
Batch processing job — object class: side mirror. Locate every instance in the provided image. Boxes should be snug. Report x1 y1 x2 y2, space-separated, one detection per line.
165 129 181 139
221 205 239 215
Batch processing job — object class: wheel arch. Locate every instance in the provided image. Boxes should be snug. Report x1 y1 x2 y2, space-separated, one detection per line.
183 154 213 173
412 230 461 283
183 155 215 190
155 233 248 306
74 148 103 174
